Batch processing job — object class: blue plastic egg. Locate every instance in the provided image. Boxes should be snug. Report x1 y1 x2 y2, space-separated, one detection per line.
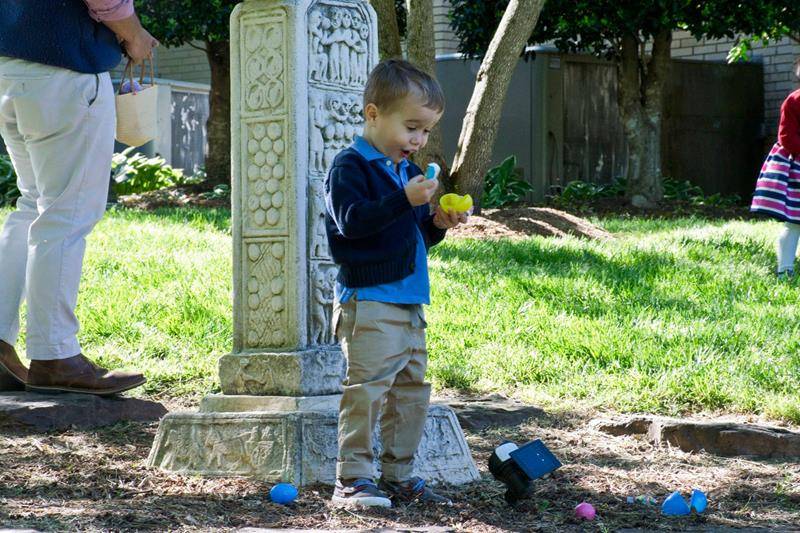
690 489 707 513
661 491 690 516
270 482 298 505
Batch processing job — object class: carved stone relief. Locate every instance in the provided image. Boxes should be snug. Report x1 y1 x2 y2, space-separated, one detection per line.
309 180 330 260
308 261 337 346
305 1 375 347
244 239 289 349
308 89 364 177
308 3 371 88
243 17 286 114
149 407 478 485
245 121 288 232
150 414 292 478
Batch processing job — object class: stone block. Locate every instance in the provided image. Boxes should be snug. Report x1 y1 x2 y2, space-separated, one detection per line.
0 392 167 431
148 403 480 486
218 349 345 396
200 393 340 412
594 416 800 458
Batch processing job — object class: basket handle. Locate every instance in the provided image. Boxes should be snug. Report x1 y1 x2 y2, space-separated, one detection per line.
118 57 155 95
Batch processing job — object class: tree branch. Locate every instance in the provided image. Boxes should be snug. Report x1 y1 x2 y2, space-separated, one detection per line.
187 41 209 53
644 28 672 112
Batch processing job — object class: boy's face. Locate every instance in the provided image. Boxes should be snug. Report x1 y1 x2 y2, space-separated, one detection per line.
364 94 443 164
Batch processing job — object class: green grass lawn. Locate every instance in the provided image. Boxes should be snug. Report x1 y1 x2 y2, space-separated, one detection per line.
1 207 798 422
0 207 232 398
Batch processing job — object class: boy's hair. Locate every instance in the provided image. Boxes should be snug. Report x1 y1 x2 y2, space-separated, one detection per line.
364 58 445 113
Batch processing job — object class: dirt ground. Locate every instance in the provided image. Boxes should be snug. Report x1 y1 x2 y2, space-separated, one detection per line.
1 395 798 532
115 183 230 210
447 207 613 240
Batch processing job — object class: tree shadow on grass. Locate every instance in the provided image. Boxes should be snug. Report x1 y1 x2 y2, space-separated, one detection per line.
433 237 772 321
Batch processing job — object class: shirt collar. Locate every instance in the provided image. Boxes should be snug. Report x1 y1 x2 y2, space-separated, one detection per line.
352 136 409 171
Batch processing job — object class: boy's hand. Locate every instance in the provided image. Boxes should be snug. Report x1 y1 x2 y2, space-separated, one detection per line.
433 205 470 229
405 175 438 207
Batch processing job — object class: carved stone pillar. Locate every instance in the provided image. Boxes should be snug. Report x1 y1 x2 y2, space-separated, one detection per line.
147 0 479 486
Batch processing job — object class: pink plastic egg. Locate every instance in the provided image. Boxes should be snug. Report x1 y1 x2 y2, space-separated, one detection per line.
575 502 596 520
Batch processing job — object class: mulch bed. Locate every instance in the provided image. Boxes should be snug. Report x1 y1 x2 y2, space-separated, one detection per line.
115 183 230 210
448 207 613 240
1 395 798 532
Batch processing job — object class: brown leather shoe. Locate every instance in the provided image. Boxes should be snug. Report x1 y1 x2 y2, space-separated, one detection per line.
0 340 28 390
27 354 146 396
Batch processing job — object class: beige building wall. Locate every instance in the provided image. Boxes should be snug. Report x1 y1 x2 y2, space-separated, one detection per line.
153 43 211 84
433 0 459 55
111 42 210 85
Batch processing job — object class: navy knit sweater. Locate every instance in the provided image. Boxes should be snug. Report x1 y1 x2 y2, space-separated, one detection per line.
325 148 447 288
0 0 122 74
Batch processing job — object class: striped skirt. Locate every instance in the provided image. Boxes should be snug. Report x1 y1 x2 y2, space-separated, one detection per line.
751 143 800 222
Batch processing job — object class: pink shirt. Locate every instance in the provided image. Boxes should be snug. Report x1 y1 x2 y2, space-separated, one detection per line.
84 0 134 22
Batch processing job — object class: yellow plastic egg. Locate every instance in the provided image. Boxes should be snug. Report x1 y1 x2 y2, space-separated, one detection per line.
439 193 473 214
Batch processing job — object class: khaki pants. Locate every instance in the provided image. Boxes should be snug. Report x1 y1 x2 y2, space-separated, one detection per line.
0 57 115 359
333 298 430 482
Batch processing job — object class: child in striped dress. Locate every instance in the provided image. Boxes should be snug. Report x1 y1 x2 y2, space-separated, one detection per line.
751 58 800 277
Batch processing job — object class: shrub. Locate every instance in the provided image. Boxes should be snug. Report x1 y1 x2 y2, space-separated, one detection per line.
0 154 20 207
552 177 625 207
663 178 703 201
553 176 742 208
482 155 533 208
111 147 190 196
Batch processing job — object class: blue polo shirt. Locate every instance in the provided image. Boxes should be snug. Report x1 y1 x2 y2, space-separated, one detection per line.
334 136 430 305
0 0 122 74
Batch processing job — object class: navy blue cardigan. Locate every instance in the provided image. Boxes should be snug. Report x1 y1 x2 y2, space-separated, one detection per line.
325 148 447 288
0 0 122 74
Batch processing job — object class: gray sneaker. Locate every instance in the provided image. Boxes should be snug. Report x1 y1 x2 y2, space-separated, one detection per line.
378 476 453 506
331 478 392 509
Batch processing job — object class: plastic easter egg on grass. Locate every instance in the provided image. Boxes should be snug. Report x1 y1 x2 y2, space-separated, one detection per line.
439 193 473 214
270 482 298 505
574 502 596 521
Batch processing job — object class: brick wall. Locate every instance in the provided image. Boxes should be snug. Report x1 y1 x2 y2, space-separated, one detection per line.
671 31 799 138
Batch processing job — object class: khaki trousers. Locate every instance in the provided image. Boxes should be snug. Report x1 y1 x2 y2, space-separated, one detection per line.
333 298 430 482
0 57 115 359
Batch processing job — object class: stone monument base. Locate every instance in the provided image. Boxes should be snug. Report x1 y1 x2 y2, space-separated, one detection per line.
147 395 480 486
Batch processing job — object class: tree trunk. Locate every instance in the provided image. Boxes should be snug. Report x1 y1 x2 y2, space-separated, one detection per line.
205 40 231 185
370 0 403 60
617 30 670 207
448 0 545 213
406 0 448 186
